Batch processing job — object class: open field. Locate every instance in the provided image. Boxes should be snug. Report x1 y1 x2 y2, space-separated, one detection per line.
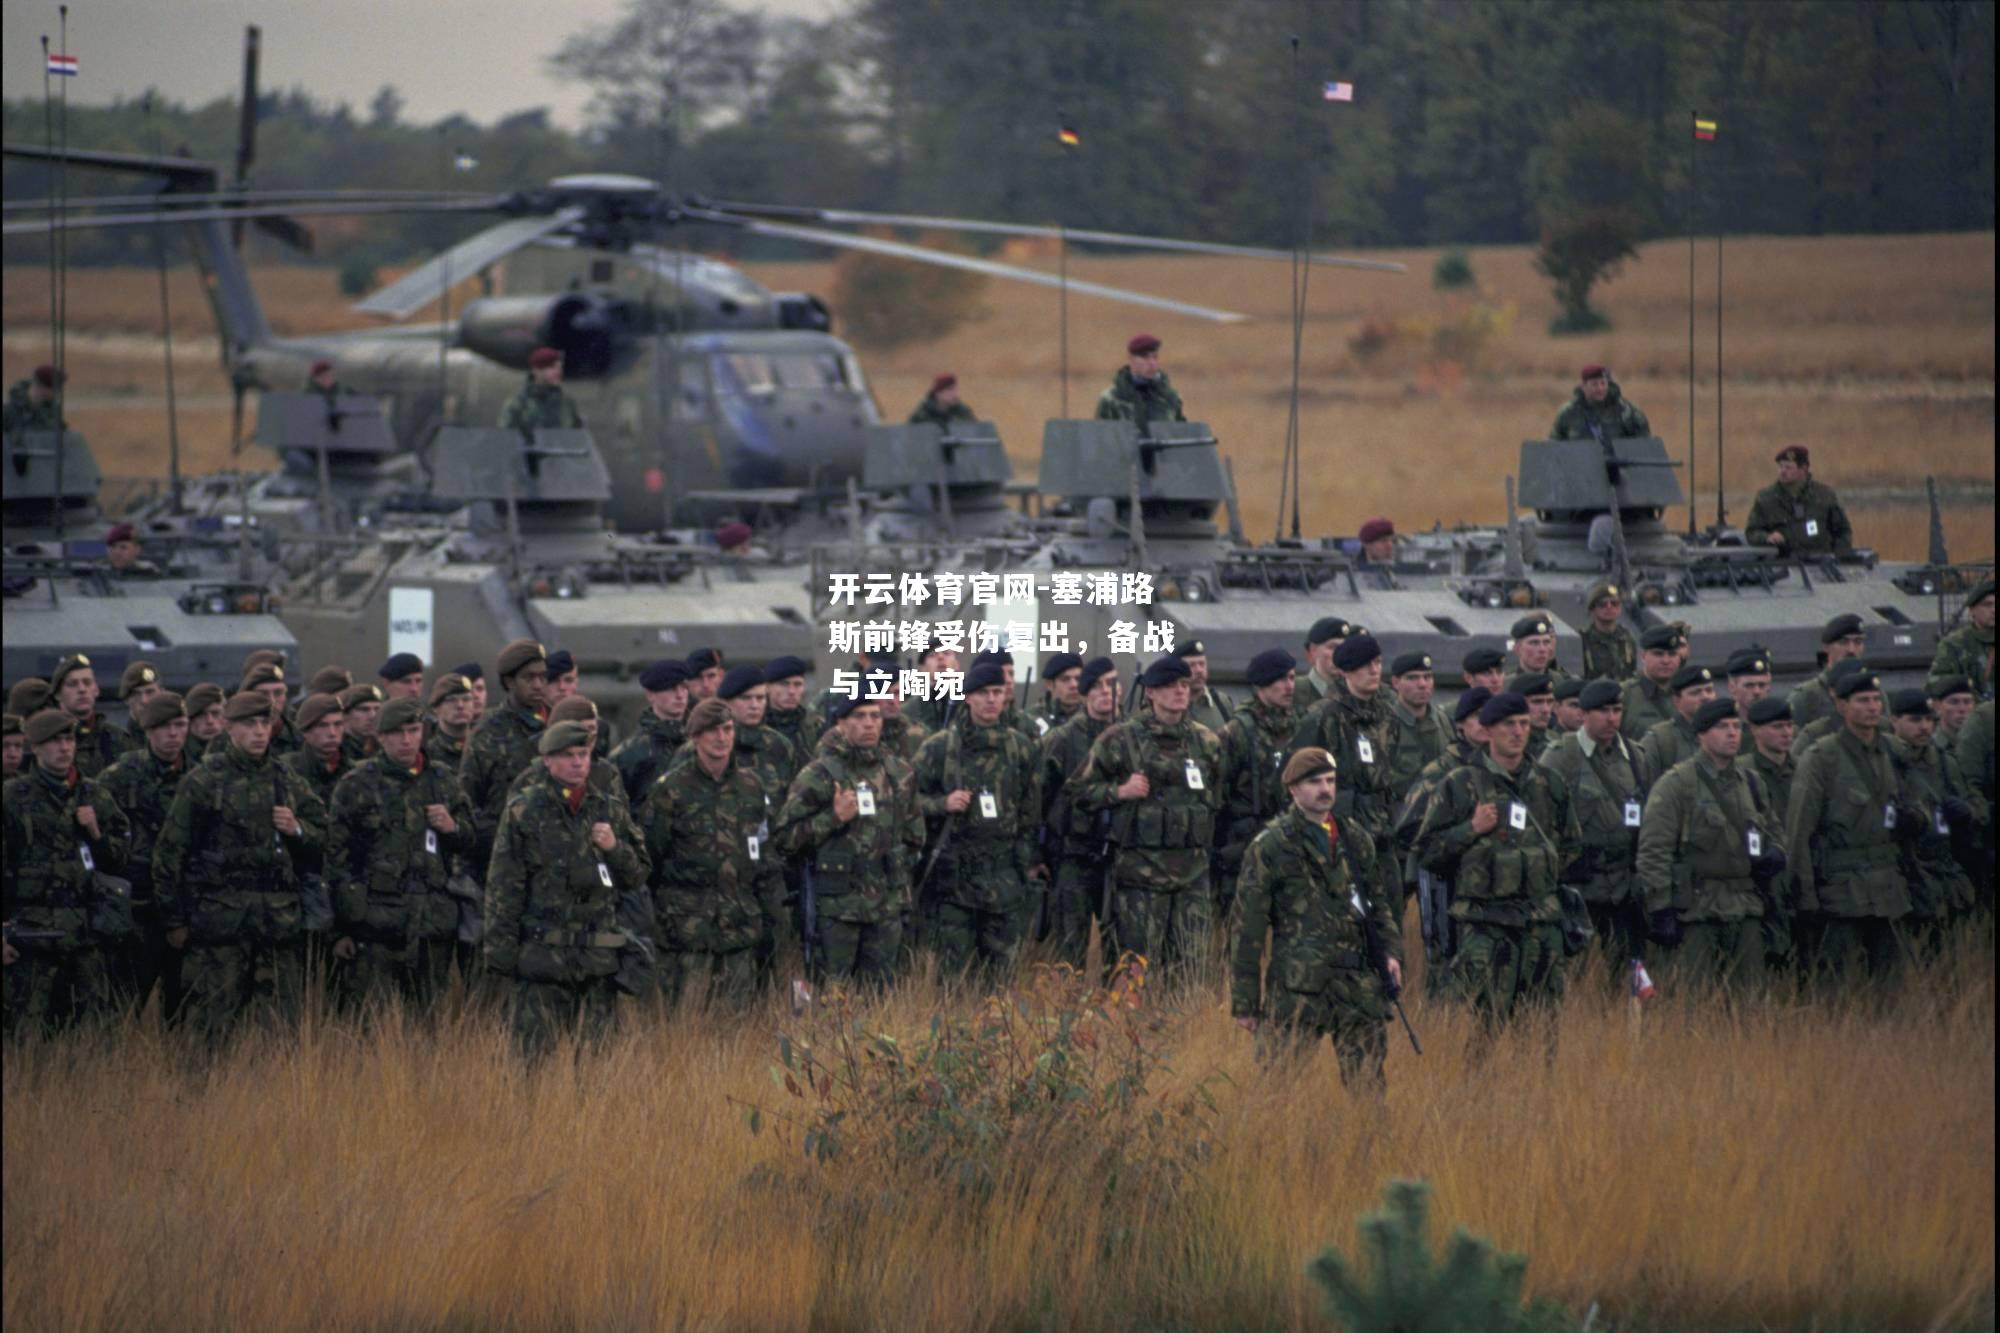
3 231 1993 560
3 938 1993 1332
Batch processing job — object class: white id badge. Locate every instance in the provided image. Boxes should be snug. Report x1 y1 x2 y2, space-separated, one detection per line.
748 835 761 862
1184 759 1205 791
79 842 94 870
597 862 613 887
1356 737 1376 765
1623 800 1642 828
425 828 439 856
1349 887 1367 916
1935 808 1951 836
979 790 999 819
1804 519 1820 537
1882 803 1896 831
856 785 877 817
1746 828 1762 858
1508 802 1528 831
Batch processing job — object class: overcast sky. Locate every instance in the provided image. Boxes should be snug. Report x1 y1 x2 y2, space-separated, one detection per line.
4 0 840 130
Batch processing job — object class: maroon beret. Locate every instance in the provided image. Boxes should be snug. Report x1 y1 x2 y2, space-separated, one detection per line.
309 358 334 376
33 363 64 388
1127 333 1161 356
106 523 137 545
929 373 957 395
716 521 754 551
1579 363 1607 381
1775 445 1810 467
1357 517 1394 544
528 346 562 370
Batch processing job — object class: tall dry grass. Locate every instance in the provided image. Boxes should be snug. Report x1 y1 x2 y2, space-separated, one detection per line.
4 936 1992 1332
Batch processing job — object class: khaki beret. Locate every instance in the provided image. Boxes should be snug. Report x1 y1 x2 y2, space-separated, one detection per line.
224 690 275 722
24 708 77 745
240 663 286 692
1282 746 1337 786
377 697 425 733
138 691 187 730
549 695 598 724
686 697 734 738
241 648 288 675
428 672 473 707
184 683 226 715
308 665 355 696
119 660 160 698
295 693 344 732
49 655 93 692
8 678 52 716
1 712 19 737
497 638 547 680
538 720 593 755
338 683 384 711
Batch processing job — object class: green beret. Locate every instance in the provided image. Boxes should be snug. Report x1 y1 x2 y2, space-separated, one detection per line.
184 683 225 715
295 693 344 732
428 672 473 707
24 708 76 745
240 663 286 692
8 678 52 717
1586 581 1623 610
377 697 425 733
119 660 161 698
1282 746 1336 786
137 691 186 731
338 683 384 711
539 720 593 755
48 654 94 692
224 690 275 722
308 665 354 696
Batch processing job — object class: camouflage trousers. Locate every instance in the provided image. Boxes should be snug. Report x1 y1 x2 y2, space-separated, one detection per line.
1813 916 1907 985
1260 977 1389 1091
819 917 902 989
341 937 457 1018
933 898 1024 981
1104 882 1213 989
1046 858 1105 970
510 976 621 1057
3 944 114 1036
1453 920 1565 1032
659 946 760 1011
1657 919 1766 993
181 939 306 1048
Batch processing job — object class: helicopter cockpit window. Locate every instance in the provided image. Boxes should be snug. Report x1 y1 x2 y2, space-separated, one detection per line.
717 353 852 396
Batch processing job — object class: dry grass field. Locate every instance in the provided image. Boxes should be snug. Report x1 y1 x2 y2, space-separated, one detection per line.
3 936 1993 1332
3 231 1992 560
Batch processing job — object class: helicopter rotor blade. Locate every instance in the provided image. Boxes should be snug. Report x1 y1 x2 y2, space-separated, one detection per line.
0 198 491 237
685 207 1251 323
352 210 586 319
701 199 1407 273
3 187 495 213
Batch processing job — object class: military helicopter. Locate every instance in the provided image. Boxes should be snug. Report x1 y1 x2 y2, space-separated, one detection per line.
4 25 1402 537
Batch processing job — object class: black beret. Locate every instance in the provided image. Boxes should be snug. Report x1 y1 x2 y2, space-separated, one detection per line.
827 691 871 721
1578 680 1623 710
1307 617 1353 647
544 649 577 678
1553 676 1587 702
1479 691 1530 726
1669 665 1714 694
763 655 811 683
717 664 766 700
1389 651 1433 678
1640 625 1682 651
1453 687 1493 724
1725 648 1772 677
964 661 1008 693
1042 652 1083 679
1692 698 1740 734
1926 675 1974 701
1889 688 1933 718
1139 655 1191 688
1820 613 1865 643
1461 647 1505 675
1827 658 1868 687
1507 672 1552 698
1746 697 1792 726
1333 634 1382 672
1510 614 1554 640
451 661 484 682
1834 669 1883 700
1170 640 1207 659
1078 657 1116 694
683 647 722 673
972 650 1014 667
640 659 692 692
1968 579 1995 607
1245 649 1297 688
378 652 423 682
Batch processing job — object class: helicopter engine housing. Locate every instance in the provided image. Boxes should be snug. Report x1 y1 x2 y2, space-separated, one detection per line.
456 291 646 379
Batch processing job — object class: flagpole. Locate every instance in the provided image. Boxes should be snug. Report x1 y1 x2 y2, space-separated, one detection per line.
41 34 60 538
147 93 185 515
55 7 71 553
1687 109 1697 539
1715 207 1725 529
1056 116 1076 418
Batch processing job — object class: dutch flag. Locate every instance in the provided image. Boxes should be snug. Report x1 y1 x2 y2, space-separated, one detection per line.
47 53 78 77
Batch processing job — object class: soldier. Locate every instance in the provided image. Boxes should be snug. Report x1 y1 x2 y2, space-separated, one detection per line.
1787 670 1915 981
1356 517 1397 566
1039 657 1120 968
1552 677 1587 735
518 697 624 803
1216 649 1302 913
3 709 132 1034
378 652 425 702
2 362 64 434
1885 689 1982 950
339 682 385 764
281 693 351 814
498 345 585 433
684 647 725 704
1414 692 1582 1034
1538 679 1653 981
1640 664 1717 775
306 664 354 705
2 714 21 779
118 660 165 747
304 357 342 403
452 662 489 725
864 669 930 766
1929 675 1977 752
902 638 961 734
909 372 976 427
1551 363 1650 442
1506 614 1567 681
1744 697 1798 834
483 720 651 1055
1578 582 1638 683
1792 660 1872 762
1509 673 1558 764
102 522 160 578
1395 688 1493 997
776 694 923 987
1957 699 1995 903
762 656 815 761
610 659 691 803
1230 746 1404 1089
1744 445 1853 557
1383 652 1452 802
184 683 226 761
1620 626 1682 741
1726 648 1775 720
1095 332 1186 427
424 673 478 770
48 654 129 778
644 699 786 1010
8 677 52 724
1069 655 1222 986
327 697 473 1015
912 661 1043 980
1928 579 1993 700
703 664 801 799
238 662 303 758
1176 641 1235 735
1290 634 1402 916
1294 618 1354 712
1033 652 1084 738
152 689 327 1047
543 650 581 709
1461 646 1507 697
1637 699 1788 990
461 639 550 878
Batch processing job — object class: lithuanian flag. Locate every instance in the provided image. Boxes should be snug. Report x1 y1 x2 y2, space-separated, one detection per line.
1694 117 1718 142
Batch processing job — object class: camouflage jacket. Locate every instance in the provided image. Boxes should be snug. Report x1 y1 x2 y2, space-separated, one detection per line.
643 752 785 954
153 741 328 939
1414 752 1581 927
1230 806 1398 1021
1619 675 1675 741
763 704 814 765
1031 694 1082 741
1216 698 1297 879
482 765 650 980
810 713 928 766
1639 714 1700 778
1550 381 1649 442
1070 713 1222 895
2 766 131 940
498 381 585 433
1394 736 1482 860
673 721 798 806
908 396 976 428
1744 479 1853 557
423 725 469 773
902 692 955 735
609 710 685 805
2 380 61 434
1929 621 1994 700
1538 730 1654 905
775 733 923 925
1382 697 1453 810
460 702 546 870
507 748 624 810
1637 752 1782 920
1578 624 1638 683
1887 736 1981 919
341 732 380 767
328 754 474 946
69 711 131 780
913 712 1043 910
1040 710 1116 858
98 747 190 904
1288 680 1395 835
1094 366 1186 427
1786 727 1910 920
283 746 355 816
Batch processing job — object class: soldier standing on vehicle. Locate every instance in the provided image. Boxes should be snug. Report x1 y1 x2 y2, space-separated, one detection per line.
499 346 585 433
2 363 63 434
1641 665 1717 775
1620 627 1683 741
461 639 549 877
1215 649 1302 917
1231 746 1404 1089
1039 657 1120 969
909 373 976 428
1578 582 1637 683
1928 579 1993 701
1096 332 1186 427
1551 363 1650 442
1744 446 1853 557
49 655 129 779
1538 679 1654 983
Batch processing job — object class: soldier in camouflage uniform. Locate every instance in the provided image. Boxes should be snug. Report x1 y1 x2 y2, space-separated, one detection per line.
460 639 550 879
1383 652 1452 805
1638 700 1788 990
1620 627 1683 741
153 690 327 1047
2 363 63 434
610 659 691 803
761 656 815 763
1788 614 1870 731
1505 614 1569 683
1095 332 1186 427
1550 363 1650 442
1957 699 1995 907
644 700 787 1010
698 664 800 799
1578 582 1638 683
48 654 130 779
1510 673 1558 765
1216 650 1301 915
1293 618 1353 714
902 639 961 735
423 672 478 771
1231 746 1404 1087
683 647 726 705
117 661 165 749
378 652 425 704
1031 652 1085 740
908 372 976 428
1288 635 1403 916
2 714 21 780
338 683 384 765
237 662 304 759
512 697 625 806
1931 675 1978 753
498 346 585 433
1885 690 1983 950
1415 692 1582 1035
1537 680 1654 983
1744 445 1853 558
3 709 132 1034
483 720 651 1055
1927 579 1993 700
1175 641 1236 736
328 698 473 1016
1039 657 1120 968
1394 688 1493 997
1070 655 1223 987
1640 664 1716 776
283 693 352 811
912 662 1043 980
184 683 227 762
99 692 194 1015
866 670 930 765
776 696 923 987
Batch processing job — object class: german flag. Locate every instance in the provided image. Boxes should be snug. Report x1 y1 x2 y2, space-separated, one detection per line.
1694 116 1718 142
1057 124 1080 148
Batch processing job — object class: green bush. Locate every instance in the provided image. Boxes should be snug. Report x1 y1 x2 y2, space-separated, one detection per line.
337 252 381 298
1433 249 1476 290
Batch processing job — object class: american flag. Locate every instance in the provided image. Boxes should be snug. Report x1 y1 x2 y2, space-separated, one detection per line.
1323 81 1353 102
47 53 78 77
1630 959 1657 1000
